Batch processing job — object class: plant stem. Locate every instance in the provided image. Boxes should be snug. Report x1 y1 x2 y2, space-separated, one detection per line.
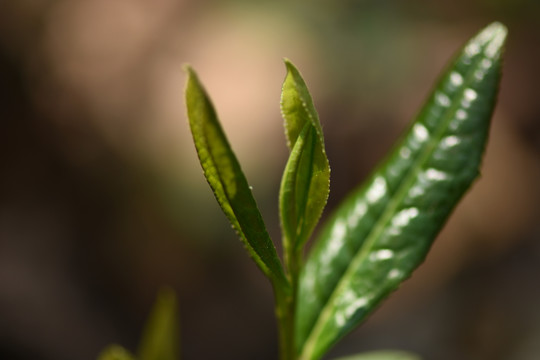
276 248 302 360
275 290 294 360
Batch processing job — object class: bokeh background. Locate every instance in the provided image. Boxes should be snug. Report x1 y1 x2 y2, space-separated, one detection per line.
1 1 540 359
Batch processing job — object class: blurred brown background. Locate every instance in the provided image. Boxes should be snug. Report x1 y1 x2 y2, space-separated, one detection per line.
1 1 540 359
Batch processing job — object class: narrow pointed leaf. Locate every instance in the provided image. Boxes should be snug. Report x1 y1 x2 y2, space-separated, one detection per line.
138 287 179 360
280 59 330 258
185 66 289 289
97 345 135 360
334 350 422 360
296 22 507 359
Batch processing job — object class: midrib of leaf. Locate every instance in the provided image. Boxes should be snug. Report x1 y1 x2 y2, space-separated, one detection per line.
300 42 495 359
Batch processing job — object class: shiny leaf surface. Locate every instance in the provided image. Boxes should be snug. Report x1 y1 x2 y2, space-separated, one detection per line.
333 351 421 360
280 60 330 256
138 287 180 360
185 66 289 289
296 22 507 360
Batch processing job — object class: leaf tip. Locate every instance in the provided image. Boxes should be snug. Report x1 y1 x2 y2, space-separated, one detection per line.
283 58 299 75
487 22 508 57
182 63 194 74
472 22 508 59
183 64 202 89
485 21 508 37
183 64 197 93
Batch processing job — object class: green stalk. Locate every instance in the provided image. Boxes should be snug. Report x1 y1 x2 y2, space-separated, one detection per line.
276 247 302 360
275 291 294 360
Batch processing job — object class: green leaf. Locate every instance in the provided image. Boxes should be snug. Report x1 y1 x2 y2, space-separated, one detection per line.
280 60 331 262
138 287 180 360
296 22 507 360
97 345 135 360
333 350 422 360
185 66 289 290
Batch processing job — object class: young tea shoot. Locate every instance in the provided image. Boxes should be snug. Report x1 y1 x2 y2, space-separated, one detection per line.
99 21 507 360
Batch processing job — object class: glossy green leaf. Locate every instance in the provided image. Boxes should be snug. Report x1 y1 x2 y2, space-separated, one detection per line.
185 66 289 289
97 345 135 360
280 60 331 257
296 22 507 360
333 350 422 360
138 287 179 360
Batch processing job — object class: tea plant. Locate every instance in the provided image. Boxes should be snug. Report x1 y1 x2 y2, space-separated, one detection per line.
98 22 507 360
